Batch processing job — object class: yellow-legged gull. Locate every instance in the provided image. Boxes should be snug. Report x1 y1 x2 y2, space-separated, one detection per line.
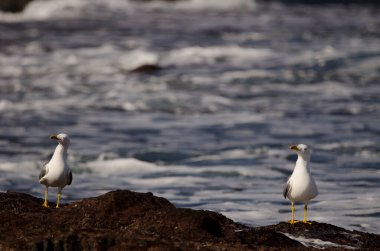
39 133 73 208
283 144 318 224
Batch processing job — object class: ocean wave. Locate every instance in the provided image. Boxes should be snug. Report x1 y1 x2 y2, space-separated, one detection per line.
2 0 255 21
163 46 273 66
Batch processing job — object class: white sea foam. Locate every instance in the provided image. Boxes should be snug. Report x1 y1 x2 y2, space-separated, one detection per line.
118 50 158 71
20 0 138 20
85 157 161 176
23 0 88 20
163 46 273 66
171 0 255 11
222 32 266 43
1 0 256 21
282 233 357 249
283 46 341 67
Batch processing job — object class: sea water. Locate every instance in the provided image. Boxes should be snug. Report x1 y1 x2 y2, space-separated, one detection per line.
0 0 379 234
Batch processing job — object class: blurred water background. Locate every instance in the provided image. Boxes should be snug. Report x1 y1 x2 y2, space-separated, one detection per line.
0 0 379 233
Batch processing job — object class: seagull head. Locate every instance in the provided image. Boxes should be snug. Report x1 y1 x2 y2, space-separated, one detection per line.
290 143 311 160
50 133 70 147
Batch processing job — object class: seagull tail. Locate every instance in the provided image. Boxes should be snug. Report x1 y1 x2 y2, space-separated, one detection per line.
39 177 46 184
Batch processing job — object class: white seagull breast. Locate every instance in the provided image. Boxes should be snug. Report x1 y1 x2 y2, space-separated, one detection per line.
286 160 318 203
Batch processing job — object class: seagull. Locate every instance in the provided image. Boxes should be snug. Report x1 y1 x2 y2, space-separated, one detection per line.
39 133 73 208
283 144 318 224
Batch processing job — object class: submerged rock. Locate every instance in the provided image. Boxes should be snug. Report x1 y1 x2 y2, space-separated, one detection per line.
129 64 162 74
0 190 379 250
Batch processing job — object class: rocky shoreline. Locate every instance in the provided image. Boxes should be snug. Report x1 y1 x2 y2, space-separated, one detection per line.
0 190 379 250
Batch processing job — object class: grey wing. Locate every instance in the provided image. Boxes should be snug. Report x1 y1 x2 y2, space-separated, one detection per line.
283 180 291 199
39 165 48 180
67 170 73 185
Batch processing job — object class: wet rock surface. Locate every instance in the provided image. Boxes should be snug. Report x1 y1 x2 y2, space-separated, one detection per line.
129 64 162 74
0 190 379 250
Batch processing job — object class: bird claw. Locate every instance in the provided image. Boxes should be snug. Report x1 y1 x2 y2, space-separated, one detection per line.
303 221 313 225
43 203 50 208
288 220 299 224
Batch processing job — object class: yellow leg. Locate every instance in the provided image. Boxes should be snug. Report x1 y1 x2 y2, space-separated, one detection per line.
303 204 312 224
43 187 49 208
303 204 307 222
56 192 61 208
288 202 299 224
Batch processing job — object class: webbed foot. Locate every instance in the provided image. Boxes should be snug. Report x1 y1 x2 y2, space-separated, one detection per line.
288 220 299 224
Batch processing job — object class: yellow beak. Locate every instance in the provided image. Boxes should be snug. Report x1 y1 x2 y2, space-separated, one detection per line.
290 145 299 151
50 135 59 140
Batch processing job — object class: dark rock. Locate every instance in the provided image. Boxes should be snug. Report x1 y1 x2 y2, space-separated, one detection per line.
266 221 380 249
0 190 379 250
129 64 162 74
0 0 33 13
